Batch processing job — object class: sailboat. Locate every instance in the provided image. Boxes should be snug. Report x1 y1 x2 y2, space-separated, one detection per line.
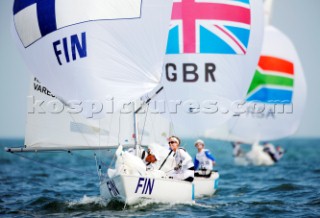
7 0 264 205
163 0 264 196
206 0 307 166
101 0 263 200
232 25 306 166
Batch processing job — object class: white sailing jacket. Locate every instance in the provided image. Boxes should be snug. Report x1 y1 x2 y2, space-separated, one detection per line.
174 148 194 171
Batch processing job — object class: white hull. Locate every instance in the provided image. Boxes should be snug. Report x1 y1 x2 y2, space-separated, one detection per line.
100 174 195 205
194 171 219 197
234 144 275 166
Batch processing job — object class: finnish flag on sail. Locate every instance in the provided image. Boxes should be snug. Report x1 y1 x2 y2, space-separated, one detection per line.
13 0 142 47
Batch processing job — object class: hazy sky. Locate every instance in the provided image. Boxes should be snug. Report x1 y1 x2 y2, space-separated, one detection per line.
0 0 319 138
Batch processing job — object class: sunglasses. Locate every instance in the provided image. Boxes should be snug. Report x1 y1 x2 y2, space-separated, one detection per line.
168 141 178 145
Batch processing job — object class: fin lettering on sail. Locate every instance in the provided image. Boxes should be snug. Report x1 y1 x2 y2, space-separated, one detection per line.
53 32 87 65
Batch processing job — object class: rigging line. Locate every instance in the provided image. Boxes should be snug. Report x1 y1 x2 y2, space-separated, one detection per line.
106 150 117 176
227 110 244 142
68 112 102 164
98 119 101 170
148 110 159 143
163 88 176 136
106 108 115 147
94 153 101 182
105 114 121 174
139 103 150 144
102 111 121 174
67 149 98 161
67 106 108 156
117 111 122 144
11 152 96 177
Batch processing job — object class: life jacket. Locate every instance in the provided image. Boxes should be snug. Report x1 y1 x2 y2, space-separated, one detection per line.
196 149 213 171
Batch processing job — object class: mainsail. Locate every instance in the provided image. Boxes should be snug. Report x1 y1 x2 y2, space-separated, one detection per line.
13 0 173 108
19 77 172 152
155 0 264 136
21 77 133 151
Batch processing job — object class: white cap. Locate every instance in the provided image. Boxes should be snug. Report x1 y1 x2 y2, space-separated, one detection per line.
194 139 204 146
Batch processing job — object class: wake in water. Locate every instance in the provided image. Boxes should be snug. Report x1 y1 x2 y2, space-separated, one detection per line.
68 195 194 211
68 195 125 211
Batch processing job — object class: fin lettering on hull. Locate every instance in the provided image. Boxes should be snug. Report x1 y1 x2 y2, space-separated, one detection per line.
107 179 120 197
135 177 155 195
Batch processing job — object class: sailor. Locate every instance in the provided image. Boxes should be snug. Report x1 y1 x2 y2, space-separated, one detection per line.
144 147 158 170
167 136 194 182
232 141 244 157
276 146 285 160
194 139 216 177
263 142 281 162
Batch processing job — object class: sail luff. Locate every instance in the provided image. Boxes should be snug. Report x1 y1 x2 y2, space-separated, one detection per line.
264 0 274 25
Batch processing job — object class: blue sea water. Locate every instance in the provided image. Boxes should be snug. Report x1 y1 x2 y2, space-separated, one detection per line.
1 138 320 217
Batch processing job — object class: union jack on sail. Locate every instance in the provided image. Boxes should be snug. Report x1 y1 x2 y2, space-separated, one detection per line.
166 0 251 55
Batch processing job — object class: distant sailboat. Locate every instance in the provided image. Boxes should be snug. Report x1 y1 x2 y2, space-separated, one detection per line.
7 0 264 205
231 25 306 166
206 0 307 166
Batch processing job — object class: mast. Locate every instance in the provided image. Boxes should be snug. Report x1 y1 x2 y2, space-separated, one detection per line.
264 0 274 25
133 105 140 154
133 86 164 155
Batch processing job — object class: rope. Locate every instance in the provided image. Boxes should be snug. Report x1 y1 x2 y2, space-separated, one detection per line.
117 112 122 143
94 153 101 182
69 112 106 179
98 119 101 167
139 103 149 144
163 88 176 136
11 152 96 177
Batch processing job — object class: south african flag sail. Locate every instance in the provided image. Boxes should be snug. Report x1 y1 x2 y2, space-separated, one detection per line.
246 55 294 103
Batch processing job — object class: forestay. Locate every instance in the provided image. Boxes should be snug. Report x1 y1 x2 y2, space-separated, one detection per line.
228 25 307 142
154 0 264 136
13 0 173 111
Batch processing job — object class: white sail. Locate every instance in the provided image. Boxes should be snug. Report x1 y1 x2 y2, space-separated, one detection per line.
227 25 307 142
263 0 274 25
24 77 173 151
154 0 264 136
13 0 173 110
25 77 138 150
137 109 172 146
